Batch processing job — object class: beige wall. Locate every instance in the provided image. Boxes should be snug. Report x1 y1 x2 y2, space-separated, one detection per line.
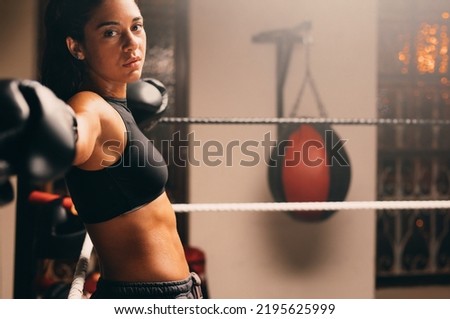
189 0 378 298
0 0 38 298
0 0 38 79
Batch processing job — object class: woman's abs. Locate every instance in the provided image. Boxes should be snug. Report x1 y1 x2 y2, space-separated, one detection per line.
85 193 190 282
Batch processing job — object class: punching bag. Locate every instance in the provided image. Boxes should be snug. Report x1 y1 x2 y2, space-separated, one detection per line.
256 21 351 221
269 122 351 222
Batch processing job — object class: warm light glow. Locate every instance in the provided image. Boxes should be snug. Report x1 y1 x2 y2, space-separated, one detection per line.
439 25 449 73
398 35 411 74
413 22 449 74
442 12 450 20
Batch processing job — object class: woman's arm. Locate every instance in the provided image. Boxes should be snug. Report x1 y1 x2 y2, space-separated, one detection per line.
68 92 125 169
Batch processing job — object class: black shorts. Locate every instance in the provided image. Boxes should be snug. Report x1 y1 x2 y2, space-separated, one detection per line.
90 272 203 299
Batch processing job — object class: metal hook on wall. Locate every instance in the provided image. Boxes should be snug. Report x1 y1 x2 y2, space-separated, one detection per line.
253 21 330 136
253 21 312 120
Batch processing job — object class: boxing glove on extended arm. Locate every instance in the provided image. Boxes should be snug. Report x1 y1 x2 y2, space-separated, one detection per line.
0 80 30 204
0 79 78 185
126 78 168 130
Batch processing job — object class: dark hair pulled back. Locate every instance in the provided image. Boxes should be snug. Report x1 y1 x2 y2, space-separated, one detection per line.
40 0 104 101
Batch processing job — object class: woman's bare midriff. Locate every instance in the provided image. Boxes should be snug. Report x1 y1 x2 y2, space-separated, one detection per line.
85 192 190 282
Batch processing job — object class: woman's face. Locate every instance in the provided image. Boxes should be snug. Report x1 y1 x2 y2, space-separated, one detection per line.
72 0 146 92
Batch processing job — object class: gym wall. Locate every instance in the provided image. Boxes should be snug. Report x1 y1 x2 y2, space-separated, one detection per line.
188 0 377 298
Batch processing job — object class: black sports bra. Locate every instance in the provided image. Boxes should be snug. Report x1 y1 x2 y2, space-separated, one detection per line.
65 97 168 224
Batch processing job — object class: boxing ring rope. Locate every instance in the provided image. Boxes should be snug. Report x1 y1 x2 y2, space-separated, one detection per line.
68 233 93 299
68 113 450 299
68 199 450 299
171 200 450 213
159 116 450 126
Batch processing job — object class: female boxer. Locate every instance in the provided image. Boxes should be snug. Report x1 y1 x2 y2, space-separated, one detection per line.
40 0 201 299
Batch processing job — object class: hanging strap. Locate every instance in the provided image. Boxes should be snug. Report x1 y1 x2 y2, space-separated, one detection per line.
288 29 329 119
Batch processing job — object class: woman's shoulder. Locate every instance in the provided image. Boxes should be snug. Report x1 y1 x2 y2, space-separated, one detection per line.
67 91 110 113
67 91 127 168
67 90 124 136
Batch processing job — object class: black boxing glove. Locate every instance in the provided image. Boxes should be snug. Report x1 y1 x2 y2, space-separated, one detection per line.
126 78 168 130
0 80 30 173
0 79 78 185
0 79 30 205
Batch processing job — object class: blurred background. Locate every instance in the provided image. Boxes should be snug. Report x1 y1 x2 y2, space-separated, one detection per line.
0 0 449 299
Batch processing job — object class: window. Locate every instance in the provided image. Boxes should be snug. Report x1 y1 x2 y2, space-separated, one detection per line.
377 0 450 287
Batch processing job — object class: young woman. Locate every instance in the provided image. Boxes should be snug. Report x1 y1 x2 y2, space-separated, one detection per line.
40 0 201 299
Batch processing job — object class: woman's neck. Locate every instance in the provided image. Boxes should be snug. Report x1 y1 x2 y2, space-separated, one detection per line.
80 77 126 99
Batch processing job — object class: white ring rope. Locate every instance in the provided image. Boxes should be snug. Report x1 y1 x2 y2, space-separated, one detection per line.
67 199 450 299
172 200 450 212
68 233 93 299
